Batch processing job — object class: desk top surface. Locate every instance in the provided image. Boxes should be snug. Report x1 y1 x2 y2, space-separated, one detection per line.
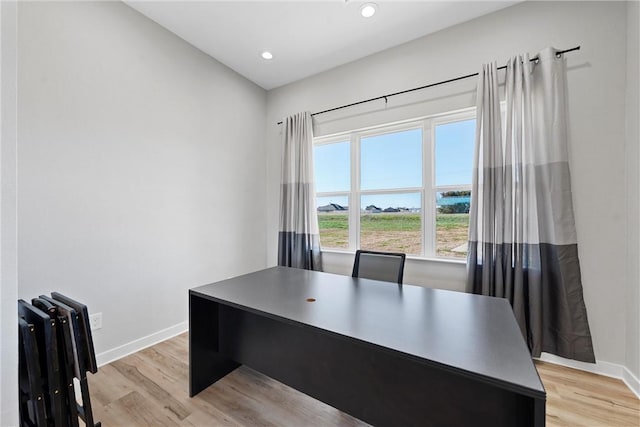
191 266 545 398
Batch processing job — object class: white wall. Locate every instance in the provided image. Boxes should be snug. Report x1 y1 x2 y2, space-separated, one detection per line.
1 1 19 425
625 0 640 385
16 1 267 361
266 1 631 368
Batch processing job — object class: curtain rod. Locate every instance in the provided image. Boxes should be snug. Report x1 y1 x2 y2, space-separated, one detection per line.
276 46 581 125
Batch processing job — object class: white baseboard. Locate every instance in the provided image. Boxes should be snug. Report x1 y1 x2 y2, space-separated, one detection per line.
538 353 624 378
623 366 640 399
95 321 188 367
537 353 640 399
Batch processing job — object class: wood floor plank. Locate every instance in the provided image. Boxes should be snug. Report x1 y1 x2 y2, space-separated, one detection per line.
535 361 640 427
100 390 180 427
88 363 136 407
86 333 640 427
110 356 191 421
213 367 366 427
179 408 241 427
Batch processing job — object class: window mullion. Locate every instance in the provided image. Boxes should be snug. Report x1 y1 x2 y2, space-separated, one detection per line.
359 187 422 195
423 119 435 258
351 132 360 251
316 191 350 197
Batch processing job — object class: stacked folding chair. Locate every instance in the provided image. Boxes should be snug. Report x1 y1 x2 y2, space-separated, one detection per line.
18 293 100 427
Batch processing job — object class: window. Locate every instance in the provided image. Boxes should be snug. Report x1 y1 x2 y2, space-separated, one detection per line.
314 141 350 250
433 118 474 258
314 109 475 260
360 129 423 255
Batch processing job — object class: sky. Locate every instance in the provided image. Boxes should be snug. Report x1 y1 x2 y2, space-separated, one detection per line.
314 119 475 210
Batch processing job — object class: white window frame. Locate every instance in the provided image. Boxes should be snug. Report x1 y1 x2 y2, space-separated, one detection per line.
314 107 476 259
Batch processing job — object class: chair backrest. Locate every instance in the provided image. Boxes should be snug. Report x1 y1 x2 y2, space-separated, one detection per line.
352 250 406 284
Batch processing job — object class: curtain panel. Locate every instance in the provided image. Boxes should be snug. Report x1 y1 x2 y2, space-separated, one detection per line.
278 112 322 271
467 48 595 363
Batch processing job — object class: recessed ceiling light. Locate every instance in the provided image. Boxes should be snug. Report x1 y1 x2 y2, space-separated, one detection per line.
261 51 273 60
360 3 377 18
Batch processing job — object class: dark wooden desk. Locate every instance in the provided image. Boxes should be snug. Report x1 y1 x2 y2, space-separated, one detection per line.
189 266 545 427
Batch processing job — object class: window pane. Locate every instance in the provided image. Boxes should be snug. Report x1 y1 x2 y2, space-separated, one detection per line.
317 196 349 250
435 119 475 186
314 141 350 193
361 129 422 190
435 191 470 259
360 193 421 255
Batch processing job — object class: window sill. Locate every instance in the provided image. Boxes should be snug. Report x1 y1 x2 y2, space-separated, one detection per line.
320 249 466 266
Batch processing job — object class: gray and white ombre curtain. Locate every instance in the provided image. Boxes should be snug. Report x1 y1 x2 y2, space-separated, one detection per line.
278 112 322 271
467 48 595 363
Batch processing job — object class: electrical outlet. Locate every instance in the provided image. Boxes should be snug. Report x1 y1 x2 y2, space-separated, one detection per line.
89 312 102 330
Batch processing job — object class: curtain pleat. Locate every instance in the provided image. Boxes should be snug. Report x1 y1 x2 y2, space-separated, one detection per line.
467 48 595 363
278 112 322 271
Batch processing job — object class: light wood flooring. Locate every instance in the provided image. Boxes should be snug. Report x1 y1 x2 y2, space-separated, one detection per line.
87 333 639 427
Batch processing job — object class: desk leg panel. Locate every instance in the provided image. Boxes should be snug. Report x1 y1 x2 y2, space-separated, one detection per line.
189 294 240 397
534 396 546 427
218 305 539 427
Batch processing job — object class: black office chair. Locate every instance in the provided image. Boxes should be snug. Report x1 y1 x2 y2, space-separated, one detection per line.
352 249 406 284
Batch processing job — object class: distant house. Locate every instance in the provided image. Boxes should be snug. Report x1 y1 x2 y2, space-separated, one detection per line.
364 205 382 213
317 203 348 212
383 207 400 213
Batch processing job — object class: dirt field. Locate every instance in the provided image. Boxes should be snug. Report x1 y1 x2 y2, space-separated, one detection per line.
317 212 469 259
360 230 422 255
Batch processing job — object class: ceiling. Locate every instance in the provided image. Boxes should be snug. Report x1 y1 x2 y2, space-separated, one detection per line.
125 1 520 90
